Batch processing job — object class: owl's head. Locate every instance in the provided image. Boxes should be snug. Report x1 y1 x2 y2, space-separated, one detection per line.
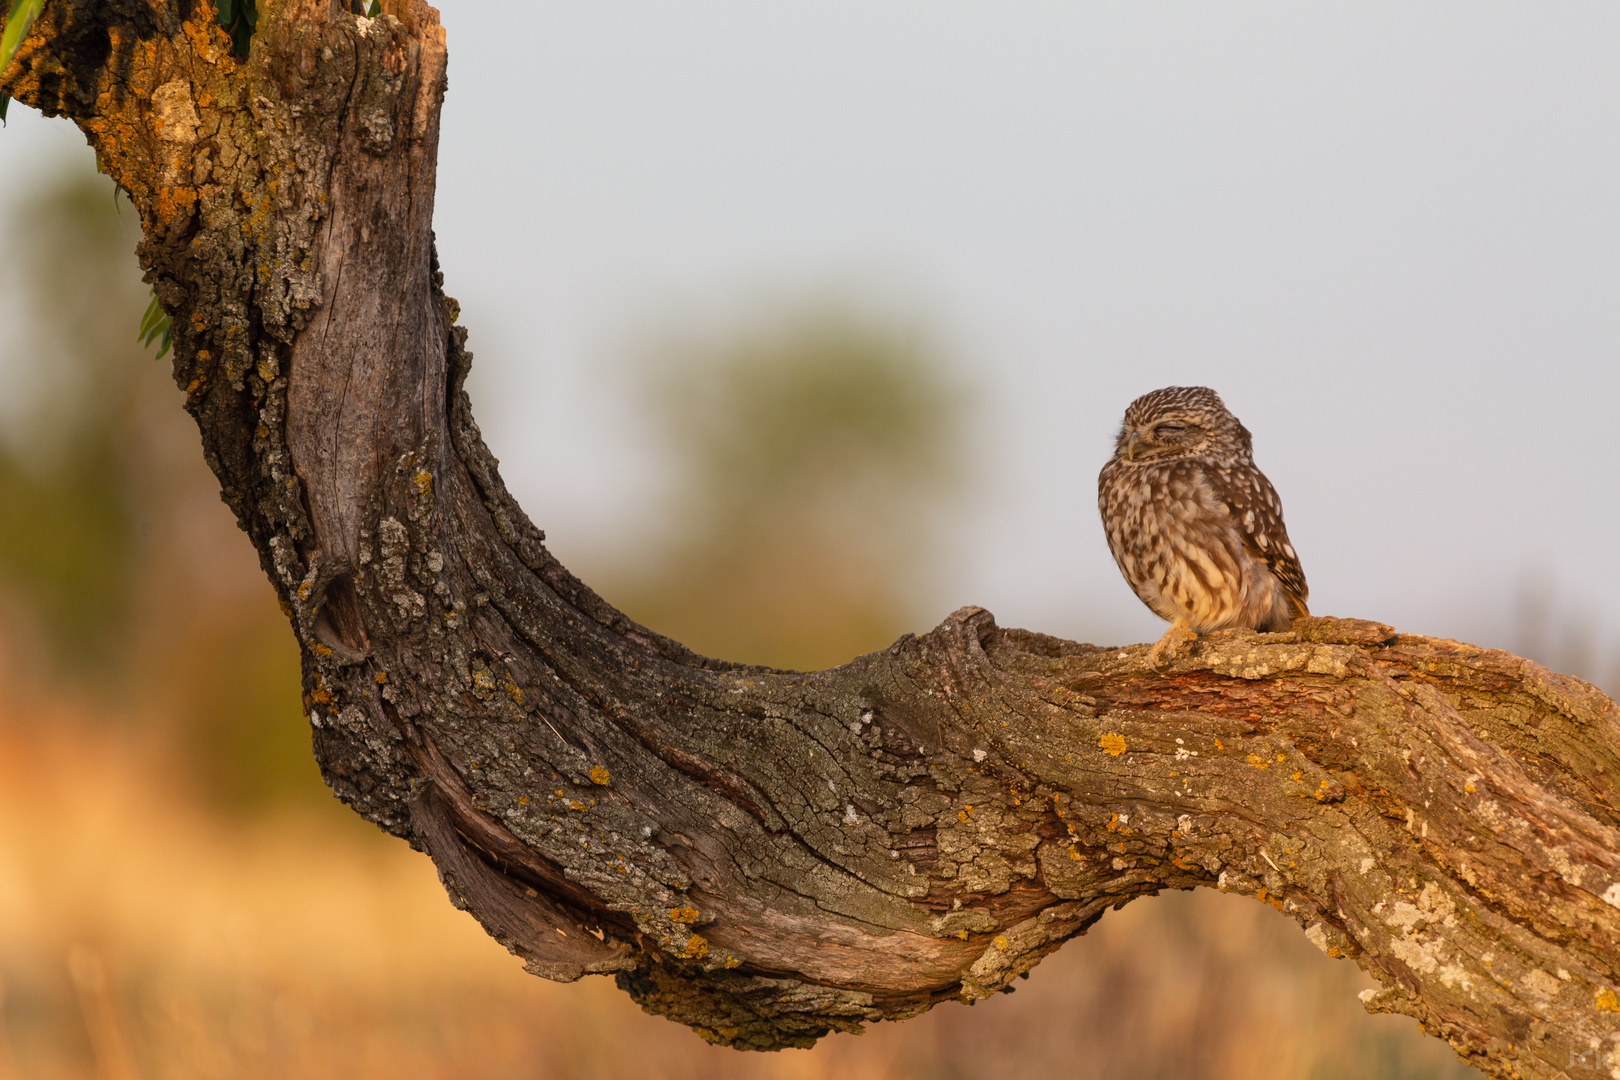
1112 385 1253 465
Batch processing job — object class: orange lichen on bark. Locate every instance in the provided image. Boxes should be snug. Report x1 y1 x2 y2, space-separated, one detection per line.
180 13 231 63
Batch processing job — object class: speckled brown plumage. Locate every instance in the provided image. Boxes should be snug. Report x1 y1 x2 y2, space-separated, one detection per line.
1098 386 1307 665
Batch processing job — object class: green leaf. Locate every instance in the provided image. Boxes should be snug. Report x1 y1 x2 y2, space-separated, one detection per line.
1 0 47 79
138 291 173 361
215 0 255 59
0 94 9 125
367 1 380 16
138 294 161 338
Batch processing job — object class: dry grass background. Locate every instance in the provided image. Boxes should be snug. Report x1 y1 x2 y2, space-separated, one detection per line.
0 165 1481 1079
0 692 1478 1080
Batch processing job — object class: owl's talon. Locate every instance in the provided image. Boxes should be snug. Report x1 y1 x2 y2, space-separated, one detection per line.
1147 619 1197 673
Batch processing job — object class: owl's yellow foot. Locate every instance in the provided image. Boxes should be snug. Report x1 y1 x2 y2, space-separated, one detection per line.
1147 619 1198 672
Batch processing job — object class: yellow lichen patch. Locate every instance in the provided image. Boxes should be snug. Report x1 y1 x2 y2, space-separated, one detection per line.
723 955 742 969
1465 783 1477 794
1275 753 1285 762
1291 771 1303 782
311 643 333 659
1214 738 1224 750
1106 813 1120 832
181 14 226 61
955 930 969 940
587 766 611 786
412 470 432 496
677 934 709 960
374 671 387 684
152 184 199 226
1067 847 1081 861
1327 947 1341 958
669 906 700 924
694 1025 741 1046
1099 733 1127 757
308 676 333 706
957 805 974 824
1314 780 1336 801
993 935 1009 952
501 671 524 704
1597 989 1620 1012
1246 754 1270 770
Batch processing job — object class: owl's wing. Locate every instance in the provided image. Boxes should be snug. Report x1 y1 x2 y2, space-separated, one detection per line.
1208 465 1309 617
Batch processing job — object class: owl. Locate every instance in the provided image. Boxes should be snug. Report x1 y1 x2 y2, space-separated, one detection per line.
1098 386 1308 668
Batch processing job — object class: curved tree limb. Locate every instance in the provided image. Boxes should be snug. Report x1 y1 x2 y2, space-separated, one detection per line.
6 4 1620 1077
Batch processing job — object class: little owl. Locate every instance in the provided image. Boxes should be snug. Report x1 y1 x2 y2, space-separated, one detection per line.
1098 386 1308 668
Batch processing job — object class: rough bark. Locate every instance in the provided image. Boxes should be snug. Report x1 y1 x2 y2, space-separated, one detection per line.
6 3 1620 1076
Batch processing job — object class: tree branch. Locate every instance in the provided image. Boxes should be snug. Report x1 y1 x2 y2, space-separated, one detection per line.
6 3 1619 1076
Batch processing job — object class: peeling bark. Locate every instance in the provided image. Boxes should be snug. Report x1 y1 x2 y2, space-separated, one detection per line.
6 3 1620 1076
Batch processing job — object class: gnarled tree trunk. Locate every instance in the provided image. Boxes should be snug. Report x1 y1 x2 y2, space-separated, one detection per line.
5 3 1619 1076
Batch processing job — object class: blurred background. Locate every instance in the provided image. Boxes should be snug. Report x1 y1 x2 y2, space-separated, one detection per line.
2 2 1616 1077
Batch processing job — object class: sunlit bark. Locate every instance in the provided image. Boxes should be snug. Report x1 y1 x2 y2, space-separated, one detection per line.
6 4 1620 1075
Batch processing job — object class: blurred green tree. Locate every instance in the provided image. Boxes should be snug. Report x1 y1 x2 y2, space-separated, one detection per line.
612 305 966 671
0 172 147 672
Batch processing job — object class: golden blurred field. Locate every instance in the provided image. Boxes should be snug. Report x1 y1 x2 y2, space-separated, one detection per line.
0 688 1479 1080
0 164 1480 1079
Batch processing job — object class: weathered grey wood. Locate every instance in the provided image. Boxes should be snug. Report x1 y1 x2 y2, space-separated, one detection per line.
6 2 1620 1075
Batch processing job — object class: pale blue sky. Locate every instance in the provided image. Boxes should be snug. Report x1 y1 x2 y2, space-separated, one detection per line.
4 3 1618 678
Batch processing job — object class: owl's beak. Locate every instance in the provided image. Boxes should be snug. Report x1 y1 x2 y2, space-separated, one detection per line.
1125 432 1140 461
